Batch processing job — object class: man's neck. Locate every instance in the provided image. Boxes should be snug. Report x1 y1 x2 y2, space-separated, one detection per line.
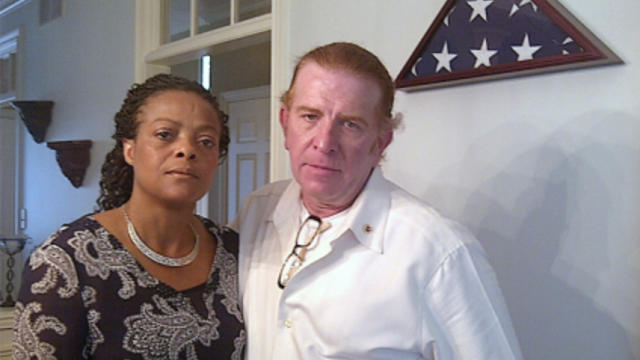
301 195 356 218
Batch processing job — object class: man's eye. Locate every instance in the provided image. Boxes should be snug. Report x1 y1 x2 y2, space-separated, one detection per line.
344 120 360 130
303 114 318 121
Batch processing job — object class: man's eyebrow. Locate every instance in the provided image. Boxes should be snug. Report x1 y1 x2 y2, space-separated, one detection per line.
291 105 367 125
293 105 321 113
339 114 365 122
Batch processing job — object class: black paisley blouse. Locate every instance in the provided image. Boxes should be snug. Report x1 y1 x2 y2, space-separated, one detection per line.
13 215 245 360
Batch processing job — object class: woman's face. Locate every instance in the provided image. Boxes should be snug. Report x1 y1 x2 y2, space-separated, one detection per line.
123 90 221 207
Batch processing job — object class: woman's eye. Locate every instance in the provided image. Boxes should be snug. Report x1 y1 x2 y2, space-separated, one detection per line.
200 138 217 148
156 130 172 139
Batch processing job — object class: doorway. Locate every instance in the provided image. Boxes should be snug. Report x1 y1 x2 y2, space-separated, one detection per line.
222 85 270 222
170 38 271 224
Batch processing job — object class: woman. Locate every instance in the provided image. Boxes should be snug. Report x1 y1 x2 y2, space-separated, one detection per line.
13 74 245 359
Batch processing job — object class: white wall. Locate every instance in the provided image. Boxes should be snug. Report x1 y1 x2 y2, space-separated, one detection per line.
2 0 638 357
0 0 135 254
287 1 639 359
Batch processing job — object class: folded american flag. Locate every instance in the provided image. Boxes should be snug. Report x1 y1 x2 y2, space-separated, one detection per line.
396 0 621 90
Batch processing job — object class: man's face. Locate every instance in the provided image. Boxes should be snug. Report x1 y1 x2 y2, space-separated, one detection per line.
280 62 393 215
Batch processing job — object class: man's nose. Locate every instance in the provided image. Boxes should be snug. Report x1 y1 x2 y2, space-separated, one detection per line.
312 120 338 154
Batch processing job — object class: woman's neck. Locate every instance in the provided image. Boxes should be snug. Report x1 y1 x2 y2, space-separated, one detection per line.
123 195 197 255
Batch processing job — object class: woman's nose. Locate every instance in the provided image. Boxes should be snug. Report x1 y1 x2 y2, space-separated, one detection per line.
175 138 197 160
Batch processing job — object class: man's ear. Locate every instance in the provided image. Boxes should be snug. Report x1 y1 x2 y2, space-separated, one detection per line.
279 106 289 131
122 139 135 166
279 106 289 150
377 129 393 157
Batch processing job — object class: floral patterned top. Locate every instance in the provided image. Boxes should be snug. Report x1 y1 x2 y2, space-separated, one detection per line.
13 215 245 360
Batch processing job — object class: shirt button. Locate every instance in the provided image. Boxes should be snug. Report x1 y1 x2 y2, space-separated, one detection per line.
363 224 373 233
284 319 293 328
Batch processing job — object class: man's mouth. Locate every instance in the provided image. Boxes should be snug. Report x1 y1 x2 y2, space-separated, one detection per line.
306 163 339 172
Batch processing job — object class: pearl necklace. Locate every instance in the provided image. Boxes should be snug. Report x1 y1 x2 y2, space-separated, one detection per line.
122 209 200 267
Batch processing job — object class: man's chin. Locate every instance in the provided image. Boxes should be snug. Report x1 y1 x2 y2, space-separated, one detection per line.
302 183 350 202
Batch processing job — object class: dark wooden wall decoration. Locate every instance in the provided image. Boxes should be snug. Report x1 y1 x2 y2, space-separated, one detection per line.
396 0 622 91
9 101 54 143
46 140 92 188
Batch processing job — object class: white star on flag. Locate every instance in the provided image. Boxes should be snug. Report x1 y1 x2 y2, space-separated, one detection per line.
432 42 458 72
519 0 538 11
509 4 519 17
562 37 574 55
411 57 422 76
467 0 493 22
512 33 541 61
444 6 456 26
471 38 498 68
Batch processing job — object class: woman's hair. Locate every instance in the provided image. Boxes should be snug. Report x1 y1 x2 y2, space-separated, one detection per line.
96 73 230 211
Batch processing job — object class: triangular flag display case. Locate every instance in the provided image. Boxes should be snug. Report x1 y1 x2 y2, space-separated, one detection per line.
395 0 622 91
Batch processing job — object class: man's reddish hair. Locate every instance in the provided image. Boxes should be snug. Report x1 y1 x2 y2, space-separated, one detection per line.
281 42 401 131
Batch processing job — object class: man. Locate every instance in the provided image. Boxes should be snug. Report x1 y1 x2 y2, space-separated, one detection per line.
232 42 522 359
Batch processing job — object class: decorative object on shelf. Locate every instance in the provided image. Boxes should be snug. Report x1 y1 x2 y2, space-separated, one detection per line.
396 0 623 91
0 236 27 307
46 140 93 188
9 101 54 143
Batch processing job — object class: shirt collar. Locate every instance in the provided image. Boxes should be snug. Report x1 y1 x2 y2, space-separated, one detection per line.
343 167 390 254
271 167 391 254
270 180 304 252
271 180 302 227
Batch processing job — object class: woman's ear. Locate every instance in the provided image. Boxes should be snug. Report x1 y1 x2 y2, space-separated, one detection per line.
122 139 135 166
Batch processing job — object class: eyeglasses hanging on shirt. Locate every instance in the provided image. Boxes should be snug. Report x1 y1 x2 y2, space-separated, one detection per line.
278 215 331 289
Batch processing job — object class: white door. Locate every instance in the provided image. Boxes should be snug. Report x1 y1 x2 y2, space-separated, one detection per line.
225 86 271 221
199 86 270 224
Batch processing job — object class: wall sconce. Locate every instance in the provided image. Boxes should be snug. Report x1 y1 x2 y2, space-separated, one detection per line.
9 101 54 144
0 236 28 307
46 140 92 188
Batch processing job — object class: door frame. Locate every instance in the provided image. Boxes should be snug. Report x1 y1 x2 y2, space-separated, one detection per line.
196 85 270 221
134 0 292 190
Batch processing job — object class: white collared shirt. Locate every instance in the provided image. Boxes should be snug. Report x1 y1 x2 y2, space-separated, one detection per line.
232 168 522 360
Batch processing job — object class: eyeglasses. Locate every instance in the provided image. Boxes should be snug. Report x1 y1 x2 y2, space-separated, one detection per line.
278 215 324 289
